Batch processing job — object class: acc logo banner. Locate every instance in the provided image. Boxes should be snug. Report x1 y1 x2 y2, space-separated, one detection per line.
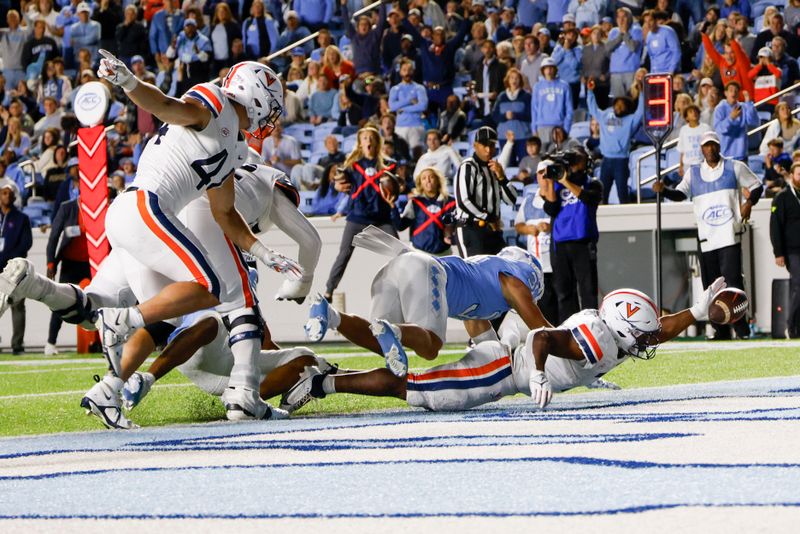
702 205 734 227
74 82 110 127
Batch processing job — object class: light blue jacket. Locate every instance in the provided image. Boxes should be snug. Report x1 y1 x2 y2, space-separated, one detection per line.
551 44 582 84
174 31 212 63
69 20 101 63
149 9 185 55
531 78 573 132
293 0 334 25
587 91 644 158
646 25 681 74
389 81 428 128
608 25 643 74
567 0 605 28
546 0 570 24
713 100 758 160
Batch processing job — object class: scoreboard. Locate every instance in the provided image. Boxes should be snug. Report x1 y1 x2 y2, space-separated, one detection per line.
642 74 674 145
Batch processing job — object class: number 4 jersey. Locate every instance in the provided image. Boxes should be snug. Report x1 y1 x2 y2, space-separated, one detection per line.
133 83 249 214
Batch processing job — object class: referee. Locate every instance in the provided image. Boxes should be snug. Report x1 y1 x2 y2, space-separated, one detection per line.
453 126 517 257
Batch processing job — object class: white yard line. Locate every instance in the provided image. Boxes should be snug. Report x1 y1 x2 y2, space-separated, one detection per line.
0 383 194 401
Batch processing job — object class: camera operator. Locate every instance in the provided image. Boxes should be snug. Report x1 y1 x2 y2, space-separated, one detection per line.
453 126 517 257
539 147 602 322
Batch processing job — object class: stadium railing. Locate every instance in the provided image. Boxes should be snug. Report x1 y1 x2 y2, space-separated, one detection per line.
634 80 800 202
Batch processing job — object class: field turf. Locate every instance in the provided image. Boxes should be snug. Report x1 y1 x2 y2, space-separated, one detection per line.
1 341 798 437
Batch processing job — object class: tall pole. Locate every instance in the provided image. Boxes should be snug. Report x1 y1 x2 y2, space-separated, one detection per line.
654 141 663 313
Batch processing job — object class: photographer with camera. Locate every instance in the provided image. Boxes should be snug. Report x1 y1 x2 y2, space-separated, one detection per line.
540 147 602 322
453 126 517 257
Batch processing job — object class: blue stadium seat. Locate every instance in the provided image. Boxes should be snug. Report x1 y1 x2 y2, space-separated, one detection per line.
312 122 337 142
343 134 357 153
748 155 765 176
569 121 591 141
505 167 519 180
453 141 470 157
309 151 325 165
301 149 311 160
285 123 314 142
298 191 316 215
758 111 772 124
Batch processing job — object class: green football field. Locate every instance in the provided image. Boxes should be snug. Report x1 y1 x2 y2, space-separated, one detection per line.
1 342 799 437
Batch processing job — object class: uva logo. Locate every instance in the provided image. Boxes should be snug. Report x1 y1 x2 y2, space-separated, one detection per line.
702 205 734 226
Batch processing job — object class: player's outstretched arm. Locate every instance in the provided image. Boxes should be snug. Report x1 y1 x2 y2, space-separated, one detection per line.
526 328 584 408
97 49 211 129
500 273 553 329
656 276 726 344
207 177 304 280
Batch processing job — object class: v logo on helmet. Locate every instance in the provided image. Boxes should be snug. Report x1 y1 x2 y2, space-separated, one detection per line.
626 303 640 318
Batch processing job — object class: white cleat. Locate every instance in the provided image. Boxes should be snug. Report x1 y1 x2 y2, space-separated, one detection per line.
122 371 154 410
80 375 138 430
221 386 285 421
0 258 35 318
95 308 136 377
280 366 325 413
586 378 621 390
44 343 59 356
371 320 407 378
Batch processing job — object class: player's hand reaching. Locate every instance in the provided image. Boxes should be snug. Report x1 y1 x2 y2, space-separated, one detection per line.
529 370 552 408
250 242 304 281
97 49 138 91
690 276 727 321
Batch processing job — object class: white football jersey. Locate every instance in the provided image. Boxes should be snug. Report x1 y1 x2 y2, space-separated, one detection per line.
133 83 249 213
232 163 287 228
513 310 625 394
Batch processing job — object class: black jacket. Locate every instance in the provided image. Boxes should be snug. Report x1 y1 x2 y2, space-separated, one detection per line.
770 185 800 257
0 207 32 271
47 197 81 267
115 21 149 59
471 58 508 116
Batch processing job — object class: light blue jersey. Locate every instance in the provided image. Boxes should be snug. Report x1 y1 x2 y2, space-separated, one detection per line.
436 255 542 320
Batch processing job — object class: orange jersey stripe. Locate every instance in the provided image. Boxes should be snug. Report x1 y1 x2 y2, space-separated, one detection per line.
224 236 255 308
135 191 209 290
409 355 511 382
578 323 603 361
193 84 223 113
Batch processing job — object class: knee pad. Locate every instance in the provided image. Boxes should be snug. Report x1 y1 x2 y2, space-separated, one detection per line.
224 307 264 346
55 285 95 326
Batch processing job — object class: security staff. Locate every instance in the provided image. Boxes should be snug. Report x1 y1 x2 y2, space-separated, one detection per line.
770 163 800 338
453 126 517 257
539 147 602 322
654 131 763 340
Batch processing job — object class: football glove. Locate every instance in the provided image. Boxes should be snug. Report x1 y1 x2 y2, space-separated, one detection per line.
529 370 552 408
97 49 138 92
690 276 726 321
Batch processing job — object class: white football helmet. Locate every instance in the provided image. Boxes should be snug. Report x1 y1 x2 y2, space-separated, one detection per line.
599 288 661 359
221 61 284 139
497 246 544 302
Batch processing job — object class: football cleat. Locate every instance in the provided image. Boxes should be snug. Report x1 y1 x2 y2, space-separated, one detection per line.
80 375 138 430
264 405 290 420
44 343 59 356
0 258 35 318
222 386 271 421
280 365 326 413
122 372 154 410
95 308 136 377
371 320 407 378
586 378 621 390
304 293 330 342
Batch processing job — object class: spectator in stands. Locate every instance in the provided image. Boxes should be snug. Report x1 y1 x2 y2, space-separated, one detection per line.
531 57 573 152
452 126 516 257
22 18 58 70
519 34 546 91
414 129 461 182
260 122 302 180
322 45 355 90
42 145 67 200
115 5 147 67
241 0 279 60
275 10 312 66
701 30 753 99
1 151 26 199
700 84 721 127
31 128 59 177
540 146 600 321
293 0 333 33
333 87 363 135
381 8 404 73
645 10 681 74
389 58 428 154
389 33 422 86
53 157 79 216
309 75 337 126
587 79 643 204
149 0 184 65
581 25 610 109
380 113 411 162
748 48 782 112
0 118 31 158
0 184 31 354
770 163 800 338
491 67 532 164
517 135 543 176
209 2 242 73
44 193 90 356
771 37 800 91
344 75 382 122
93 0 122 54
788 0 800 29
763 138 793 196
471 39 508 123
392 167 455 255
677 104 711 176
752 12 800 63
515 161 558 323
342 0 387 75
311 27 333 62
568 0 603 29
167 18 211 95
654 131 762 340
281 83 304 126
1 10 29 92
296 60 320 104
462 21 488 73
309 164 348 216
36 60 71 111
292 135 345 191
437 94 466 144
402 14 469 116
714 81 758 161
324 125 398 300
760 102 800 156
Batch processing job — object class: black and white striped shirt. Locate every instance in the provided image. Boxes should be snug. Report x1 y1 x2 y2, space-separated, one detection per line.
454 157 517 224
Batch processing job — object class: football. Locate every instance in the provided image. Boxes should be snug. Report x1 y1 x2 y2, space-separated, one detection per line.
708 287 749 325
380 173 400 198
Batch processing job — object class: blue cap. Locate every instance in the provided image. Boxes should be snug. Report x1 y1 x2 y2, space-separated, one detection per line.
131 55 144 64
291 47 305 56
67 157 79 168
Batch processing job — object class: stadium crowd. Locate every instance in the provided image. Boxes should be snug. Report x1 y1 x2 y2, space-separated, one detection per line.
1 0 800 350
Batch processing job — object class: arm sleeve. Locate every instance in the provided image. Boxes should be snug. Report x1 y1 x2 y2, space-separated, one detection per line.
701 32 724 68
743 101 759 127
388 86 405 112
605 28 624 52
499 179 518 206
269 190 321 278
543 196 561 217
578 180 602 206
404 85 428 112
586 89 600 120
714 104 737 134
498 138 514 168
735 160 764 195
454 162 487 220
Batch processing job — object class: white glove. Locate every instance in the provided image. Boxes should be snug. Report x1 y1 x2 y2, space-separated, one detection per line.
529 370 552 409
197 51 209 63
250 241 304 281
275 277 312 304
97 49 138 92
690 276 727 321
165 45 176 59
